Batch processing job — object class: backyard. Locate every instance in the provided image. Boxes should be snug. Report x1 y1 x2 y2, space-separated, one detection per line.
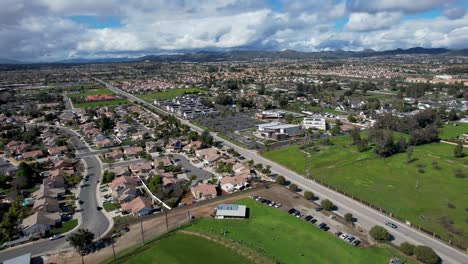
108 199 413 264
263 134 468 247
137 88 207 101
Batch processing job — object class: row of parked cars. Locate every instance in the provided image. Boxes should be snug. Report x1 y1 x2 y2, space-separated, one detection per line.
291 209 331 231
250 195 282 208
336 232 361 246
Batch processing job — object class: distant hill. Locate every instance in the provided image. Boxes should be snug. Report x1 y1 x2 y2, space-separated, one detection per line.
1 47 467 65
0 58 23 64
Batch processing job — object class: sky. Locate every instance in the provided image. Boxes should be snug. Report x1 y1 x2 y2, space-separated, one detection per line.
1 0 468 61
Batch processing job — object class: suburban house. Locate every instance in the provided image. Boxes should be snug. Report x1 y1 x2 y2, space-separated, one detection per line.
33 197 60 213
105 149 123 160
196 148 222 165
191 183 217 200
123 146 144 158
96 138 115 148
47 146 68 156
109 166 131 177
110 176 139 203
220 174 249 193
21 150 44 160
120 196 153 216
21 211 61 236
129 161 153 175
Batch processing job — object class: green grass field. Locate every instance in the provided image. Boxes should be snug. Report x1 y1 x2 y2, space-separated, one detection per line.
186 199 414 264
109 199 412 264
137 88 207 101
439 122 468 140
111 232 253 264
50 219 78 235
263 136 468 247
68 88 114 98
73 99 128 108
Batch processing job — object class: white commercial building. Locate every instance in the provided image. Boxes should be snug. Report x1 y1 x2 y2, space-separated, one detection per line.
302 117 326 130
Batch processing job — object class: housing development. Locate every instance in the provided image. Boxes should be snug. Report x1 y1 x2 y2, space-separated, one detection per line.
0 2 468 264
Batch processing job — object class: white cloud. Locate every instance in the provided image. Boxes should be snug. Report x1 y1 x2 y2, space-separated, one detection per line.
345 12 402 32
0 0 467 61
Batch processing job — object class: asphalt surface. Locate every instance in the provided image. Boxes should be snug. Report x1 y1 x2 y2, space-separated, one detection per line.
0 129 110 261
82 71 468 264
172 154 213 181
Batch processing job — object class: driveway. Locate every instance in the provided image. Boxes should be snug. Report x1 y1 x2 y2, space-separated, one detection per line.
172 154 213 182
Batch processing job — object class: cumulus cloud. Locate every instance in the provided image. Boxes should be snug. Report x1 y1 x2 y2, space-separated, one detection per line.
348 0 450 13
0 0 467 61
345 12 402 32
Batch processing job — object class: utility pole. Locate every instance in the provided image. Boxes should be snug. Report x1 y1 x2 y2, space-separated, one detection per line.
140 217 145 244
164 208 169 231
111 238 116 260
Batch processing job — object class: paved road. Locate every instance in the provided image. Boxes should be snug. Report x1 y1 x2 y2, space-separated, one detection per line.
80 70 468 264
0 125 110 262
172 154 213 181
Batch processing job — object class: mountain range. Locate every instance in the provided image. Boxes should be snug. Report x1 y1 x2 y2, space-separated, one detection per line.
1 47 467 65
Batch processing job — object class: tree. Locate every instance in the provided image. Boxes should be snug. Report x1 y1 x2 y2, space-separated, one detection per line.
12 162 34 189
275 175 285 185
350 128 361 145
320 199 334 211
68 229 95 264
369 225 390 241
400 242 415 256
304 191 314 200
97 115 114 132
447 109 459 121
247 159 254 167
200 130 213 148
414 245 439 264
453 141 464 158
344 213 353 222
289 183 298 192
347 115 357 123
148 175 162 193
103 170 116 184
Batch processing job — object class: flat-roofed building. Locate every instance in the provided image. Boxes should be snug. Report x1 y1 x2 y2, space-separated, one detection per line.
215 203 247 219
302 117 326 130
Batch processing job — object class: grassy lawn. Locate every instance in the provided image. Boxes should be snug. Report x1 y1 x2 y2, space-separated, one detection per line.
103 202 121 212
73 99 129 108
50 219 78 235
286 102 345 115
68 88 114 98
263 136 468 247
112 232 253 264
186 199 414 264
109 199 412 264
137 88 207 101
439 122 468 140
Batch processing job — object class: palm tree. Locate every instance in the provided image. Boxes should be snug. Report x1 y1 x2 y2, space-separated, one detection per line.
67 229 95 264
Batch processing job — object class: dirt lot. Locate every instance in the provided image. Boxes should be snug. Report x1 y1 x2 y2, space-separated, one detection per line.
47 184 372 264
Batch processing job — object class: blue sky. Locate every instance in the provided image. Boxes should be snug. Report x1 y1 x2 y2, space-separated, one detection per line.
0 0 467 61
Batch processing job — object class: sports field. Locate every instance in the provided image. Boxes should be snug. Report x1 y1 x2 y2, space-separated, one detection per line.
68 88 114 98
136 88 207 101
73 99 128 108
109 199 413 264
263 135 468 247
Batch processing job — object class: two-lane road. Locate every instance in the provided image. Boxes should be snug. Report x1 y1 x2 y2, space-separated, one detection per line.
81 71 468 264
0 125 110 262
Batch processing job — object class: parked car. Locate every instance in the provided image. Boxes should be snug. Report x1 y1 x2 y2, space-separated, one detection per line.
314 207 323 212
351 240 361 246
318 223 327 229
274 203 282 208
334 231 342 237
385 222 397 229
339 233 348 240
49 234 64 241
329 214 336 219
304 215 313 221
346 236 355 243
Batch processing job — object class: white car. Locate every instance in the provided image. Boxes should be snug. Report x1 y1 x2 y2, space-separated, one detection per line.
49 234 64 241
339 233 348 240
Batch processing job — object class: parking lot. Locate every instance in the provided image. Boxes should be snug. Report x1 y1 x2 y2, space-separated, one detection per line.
195 112 265 149
250 185 372 248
